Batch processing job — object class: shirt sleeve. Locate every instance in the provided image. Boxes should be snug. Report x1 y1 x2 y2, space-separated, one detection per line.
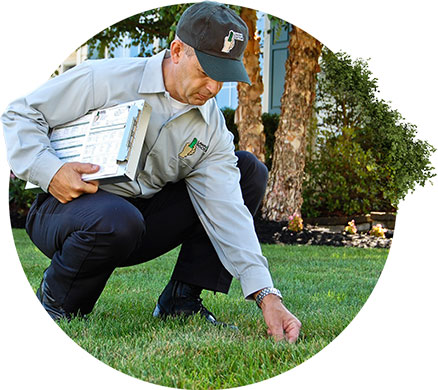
184 122 273 299
1 62 94 191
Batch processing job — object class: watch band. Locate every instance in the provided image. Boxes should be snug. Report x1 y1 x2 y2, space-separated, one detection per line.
256 287 283 308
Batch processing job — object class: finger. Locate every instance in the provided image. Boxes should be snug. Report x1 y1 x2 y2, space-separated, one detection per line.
80 180 99 194
85 179 100 186
74 163 100 175
268 323 285 342
285 329 300 343
271 333 285 342
284 320 301 343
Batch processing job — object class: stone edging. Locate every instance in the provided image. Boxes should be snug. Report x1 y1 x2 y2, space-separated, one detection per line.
303 212 396 233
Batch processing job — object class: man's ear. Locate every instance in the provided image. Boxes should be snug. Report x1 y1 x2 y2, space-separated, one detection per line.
170 39 184 64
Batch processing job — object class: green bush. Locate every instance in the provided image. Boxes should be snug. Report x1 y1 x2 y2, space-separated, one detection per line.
261 112 280 170
301 48 436 217
221 107 239 149
9 173 36 227
302 128 387 217
221 107 279 169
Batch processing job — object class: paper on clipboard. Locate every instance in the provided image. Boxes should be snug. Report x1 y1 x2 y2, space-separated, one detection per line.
26 99 151 189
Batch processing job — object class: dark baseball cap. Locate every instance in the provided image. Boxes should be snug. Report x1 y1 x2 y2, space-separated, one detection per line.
176 1 251 84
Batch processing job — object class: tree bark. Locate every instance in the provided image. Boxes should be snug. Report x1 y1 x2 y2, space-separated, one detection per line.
235 7 265 162
262 26 322 221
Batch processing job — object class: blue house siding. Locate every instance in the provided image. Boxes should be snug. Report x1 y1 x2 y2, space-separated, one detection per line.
268 23 292 114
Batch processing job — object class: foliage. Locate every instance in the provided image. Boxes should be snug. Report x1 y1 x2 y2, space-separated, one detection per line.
302 127 387 217
266 15 291 43
288 213 303 232
221 107 239 149
261 111 280 169
221 108 279 168
302 48 436 217
86 3 242 58
9 173 35 226
86 4 193 58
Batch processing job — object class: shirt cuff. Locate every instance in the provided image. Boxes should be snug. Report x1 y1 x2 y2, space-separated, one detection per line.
239 265 274 300
29 149 64 192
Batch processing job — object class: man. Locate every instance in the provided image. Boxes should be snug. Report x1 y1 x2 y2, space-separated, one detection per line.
2 2 301 342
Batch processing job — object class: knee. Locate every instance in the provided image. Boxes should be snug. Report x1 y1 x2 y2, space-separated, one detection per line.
89 198 145 253
236 151 269 190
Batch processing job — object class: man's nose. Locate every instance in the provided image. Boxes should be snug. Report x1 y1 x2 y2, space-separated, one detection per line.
205 79 223 96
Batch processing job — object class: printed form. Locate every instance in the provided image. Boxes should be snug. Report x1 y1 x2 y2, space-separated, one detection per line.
49 102 133 180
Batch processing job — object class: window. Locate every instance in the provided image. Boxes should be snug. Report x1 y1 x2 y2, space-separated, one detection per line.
216 82 238 109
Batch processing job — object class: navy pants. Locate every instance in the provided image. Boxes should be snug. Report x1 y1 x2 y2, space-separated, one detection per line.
26 151 268 316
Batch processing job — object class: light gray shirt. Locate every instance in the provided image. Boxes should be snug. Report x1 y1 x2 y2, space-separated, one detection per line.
2 50 273 298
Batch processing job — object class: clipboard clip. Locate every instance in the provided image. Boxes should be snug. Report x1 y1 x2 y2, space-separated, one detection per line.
117 104 140 162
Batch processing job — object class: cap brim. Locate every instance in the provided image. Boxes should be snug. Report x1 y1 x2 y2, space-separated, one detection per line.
195 49 251 85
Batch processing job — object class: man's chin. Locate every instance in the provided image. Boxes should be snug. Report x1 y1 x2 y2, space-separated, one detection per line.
190 94 212 106
190 99 208 106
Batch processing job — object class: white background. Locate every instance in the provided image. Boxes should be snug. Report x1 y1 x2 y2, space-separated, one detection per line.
0 1 437 389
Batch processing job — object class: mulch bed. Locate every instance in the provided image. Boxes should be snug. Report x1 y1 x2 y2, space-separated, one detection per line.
254 216 392 249
10 210 392 249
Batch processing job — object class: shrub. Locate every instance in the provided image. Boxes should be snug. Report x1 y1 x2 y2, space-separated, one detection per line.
221 107 279 169
221 107 239 149
301 48 436 217
261 112 280 170
302 127 387 217
9 173 36 227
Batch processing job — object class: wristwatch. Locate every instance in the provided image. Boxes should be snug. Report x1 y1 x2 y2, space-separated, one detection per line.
256 287 283 308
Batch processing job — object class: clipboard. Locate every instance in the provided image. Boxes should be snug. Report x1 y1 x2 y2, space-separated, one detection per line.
26 99 151 189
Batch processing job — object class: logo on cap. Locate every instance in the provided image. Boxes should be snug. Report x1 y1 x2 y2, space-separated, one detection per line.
221 30 244 54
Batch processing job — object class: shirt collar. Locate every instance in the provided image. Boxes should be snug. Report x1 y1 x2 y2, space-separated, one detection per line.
138 49 211 125
138 49 167 94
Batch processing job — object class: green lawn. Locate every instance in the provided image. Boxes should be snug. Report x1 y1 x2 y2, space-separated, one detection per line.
13 228 388 389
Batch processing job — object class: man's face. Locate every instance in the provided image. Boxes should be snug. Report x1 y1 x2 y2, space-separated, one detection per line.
170 42 223 106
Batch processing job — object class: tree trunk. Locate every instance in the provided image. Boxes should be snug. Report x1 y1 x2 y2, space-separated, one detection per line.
235 7 265 162
262 26 322 221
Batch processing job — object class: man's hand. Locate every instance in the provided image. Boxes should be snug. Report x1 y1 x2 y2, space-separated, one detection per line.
48 162 100 204
257 293 302 343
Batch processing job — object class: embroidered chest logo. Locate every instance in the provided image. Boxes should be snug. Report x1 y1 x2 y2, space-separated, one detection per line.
222 30 244 53
179 137 209 158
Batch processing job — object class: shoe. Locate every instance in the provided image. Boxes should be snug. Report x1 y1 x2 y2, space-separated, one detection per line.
152 280 238 330
36 273 70 321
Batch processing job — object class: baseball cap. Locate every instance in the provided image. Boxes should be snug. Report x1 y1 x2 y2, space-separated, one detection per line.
176 1 251 84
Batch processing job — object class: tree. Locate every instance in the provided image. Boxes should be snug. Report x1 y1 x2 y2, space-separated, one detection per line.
301 48 436 217
262 25 322 221
235 7 265 162
86 4 192 57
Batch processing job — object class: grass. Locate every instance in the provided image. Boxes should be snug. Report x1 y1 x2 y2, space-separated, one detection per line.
12 228 388 389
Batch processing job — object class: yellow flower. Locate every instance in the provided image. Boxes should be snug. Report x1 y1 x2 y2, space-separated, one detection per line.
344 219 357 234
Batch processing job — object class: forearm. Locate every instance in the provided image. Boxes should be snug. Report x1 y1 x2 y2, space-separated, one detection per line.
186 158 274 298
